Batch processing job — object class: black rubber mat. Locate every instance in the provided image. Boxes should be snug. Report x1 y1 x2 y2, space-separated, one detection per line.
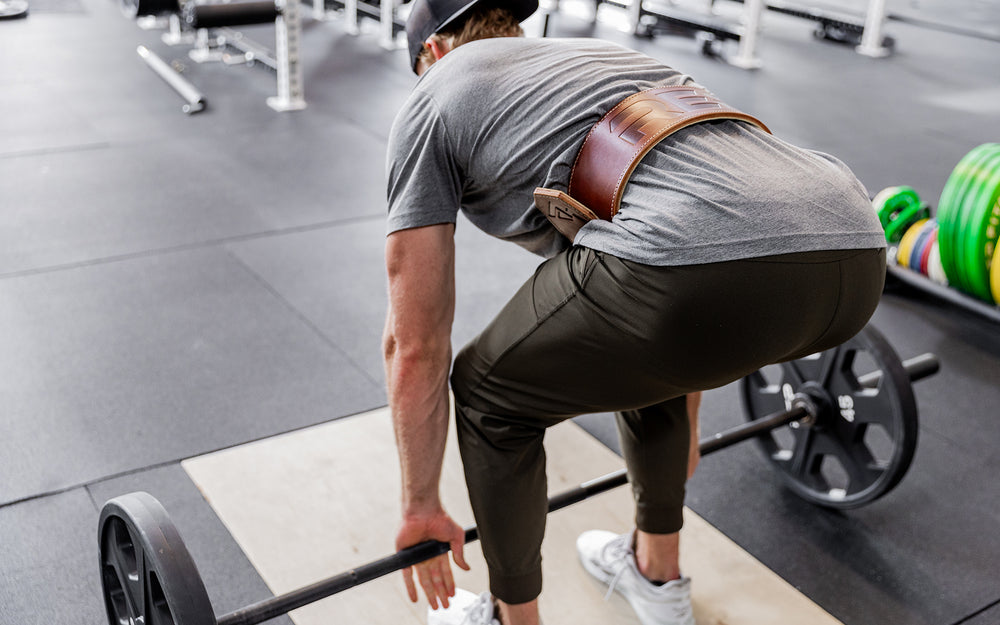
0 489 105 625
228 213 540 386
0 247 384 505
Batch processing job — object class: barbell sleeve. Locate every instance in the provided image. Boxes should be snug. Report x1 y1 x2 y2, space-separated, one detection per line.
859 353 939 388
215 351 936 625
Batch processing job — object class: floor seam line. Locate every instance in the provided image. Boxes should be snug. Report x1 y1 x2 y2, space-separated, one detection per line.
0 141 112 160
0 213 385 282
222 247 384 391
0 458 181 510
951 597 1000 625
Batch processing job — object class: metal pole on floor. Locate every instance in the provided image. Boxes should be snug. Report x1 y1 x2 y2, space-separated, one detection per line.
137 45 206 114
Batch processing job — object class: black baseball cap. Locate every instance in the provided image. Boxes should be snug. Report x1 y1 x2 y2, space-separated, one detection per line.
405 0 538 73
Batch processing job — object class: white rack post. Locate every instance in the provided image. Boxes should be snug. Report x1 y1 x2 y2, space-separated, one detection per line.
188 28 224 62
730 0 763 69
857 0 891 57
628 0 641 33
379 0 396 49
310 0 324 21
344 0 360 34
268 0 307 111
161 12 193 44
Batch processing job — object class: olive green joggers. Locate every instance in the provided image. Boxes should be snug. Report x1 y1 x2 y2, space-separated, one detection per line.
450 245 886 604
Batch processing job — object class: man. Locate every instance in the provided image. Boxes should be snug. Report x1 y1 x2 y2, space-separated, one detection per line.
382 2 886 624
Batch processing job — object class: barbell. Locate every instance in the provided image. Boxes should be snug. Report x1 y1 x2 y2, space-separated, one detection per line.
98 324 938 625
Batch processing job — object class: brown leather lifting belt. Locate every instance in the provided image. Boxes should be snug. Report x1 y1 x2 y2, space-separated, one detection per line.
534 84 770 241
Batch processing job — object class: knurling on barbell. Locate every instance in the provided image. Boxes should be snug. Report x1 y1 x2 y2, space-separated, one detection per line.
99 325 939 625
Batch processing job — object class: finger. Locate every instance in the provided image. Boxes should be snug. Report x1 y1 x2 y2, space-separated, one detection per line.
451 539 471 571
426 557 450 608
418 564 440 610
402 567 418 603
431 559 451 607
441 556 456 599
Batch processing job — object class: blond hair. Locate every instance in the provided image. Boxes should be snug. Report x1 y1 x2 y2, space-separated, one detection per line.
415 6 524 73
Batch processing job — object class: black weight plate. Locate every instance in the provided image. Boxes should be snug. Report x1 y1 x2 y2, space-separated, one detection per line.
739 325 918 509
99 492 216 625
120 0 180 18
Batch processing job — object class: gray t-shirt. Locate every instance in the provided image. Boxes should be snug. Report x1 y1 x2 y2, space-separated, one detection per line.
386 37 885 265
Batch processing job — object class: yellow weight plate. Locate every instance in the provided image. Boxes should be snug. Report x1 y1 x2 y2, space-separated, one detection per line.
897 218 929 268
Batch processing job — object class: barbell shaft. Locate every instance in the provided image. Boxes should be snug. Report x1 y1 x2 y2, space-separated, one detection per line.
215 351 937 625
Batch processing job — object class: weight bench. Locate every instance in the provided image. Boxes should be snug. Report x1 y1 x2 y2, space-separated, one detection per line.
129 0 306 113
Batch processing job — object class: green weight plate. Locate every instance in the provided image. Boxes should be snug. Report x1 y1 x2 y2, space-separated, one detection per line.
941 146 992 293
952 146 998 297
739 325 918 509
99 492 216 625
884 203 929 246
961 155 999 300
937 144 991 291
955 145 1000 295
938 144 999 293
873 186 921 236
951 148 999 299
937 147 979 290
958 148 1000 302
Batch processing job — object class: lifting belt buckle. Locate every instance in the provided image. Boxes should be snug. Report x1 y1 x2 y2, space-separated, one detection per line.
533 187 600 241
535 84 770 240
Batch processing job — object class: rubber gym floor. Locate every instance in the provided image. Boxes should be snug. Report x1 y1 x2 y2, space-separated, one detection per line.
1 0 999 623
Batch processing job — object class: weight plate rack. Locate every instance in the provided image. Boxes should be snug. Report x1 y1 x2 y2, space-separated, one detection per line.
875 144 1000 325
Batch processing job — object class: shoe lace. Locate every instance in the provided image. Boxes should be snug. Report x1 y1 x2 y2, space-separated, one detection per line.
600 535 694 621
601 534 634 602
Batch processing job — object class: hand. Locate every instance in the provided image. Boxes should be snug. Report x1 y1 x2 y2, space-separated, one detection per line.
395 509 470 610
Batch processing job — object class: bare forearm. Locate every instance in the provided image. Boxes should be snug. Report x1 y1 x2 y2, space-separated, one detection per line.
383 224 457 518
385 339 452 515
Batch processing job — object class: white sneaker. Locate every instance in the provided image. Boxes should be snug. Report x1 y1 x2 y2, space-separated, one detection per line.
577 530 695 625
427 589 500 625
